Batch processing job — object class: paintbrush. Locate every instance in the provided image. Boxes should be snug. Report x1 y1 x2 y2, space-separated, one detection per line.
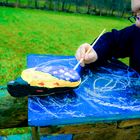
73 29 106 70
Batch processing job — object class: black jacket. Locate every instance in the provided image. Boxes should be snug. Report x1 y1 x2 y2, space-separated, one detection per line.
93 24 140 73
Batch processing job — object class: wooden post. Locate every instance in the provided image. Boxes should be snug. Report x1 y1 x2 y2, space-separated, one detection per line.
0 86 27 129
31 127 40 140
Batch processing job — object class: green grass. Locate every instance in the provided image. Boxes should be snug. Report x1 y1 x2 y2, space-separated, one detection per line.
0 127 30 136
0 6 131 85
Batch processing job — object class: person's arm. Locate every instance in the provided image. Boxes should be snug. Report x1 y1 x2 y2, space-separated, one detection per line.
75 25 134 67
93 25 134 64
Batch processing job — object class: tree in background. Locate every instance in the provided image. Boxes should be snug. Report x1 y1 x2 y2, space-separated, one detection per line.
0 0 131 17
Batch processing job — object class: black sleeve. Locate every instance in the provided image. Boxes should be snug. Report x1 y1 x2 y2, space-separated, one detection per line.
93 25 134 64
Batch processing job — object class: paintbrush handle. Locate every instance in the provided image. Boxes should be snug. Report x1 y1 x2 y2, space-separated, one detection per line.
73 28 106 70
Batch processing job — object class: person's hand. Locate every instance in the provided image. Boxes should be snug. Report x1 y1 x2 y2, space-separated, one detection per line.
75 43 98 67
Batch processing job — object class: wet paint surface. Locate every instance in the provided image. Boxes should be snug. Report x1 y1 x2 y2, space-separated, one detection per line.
36 65 80 82
28 55 140 126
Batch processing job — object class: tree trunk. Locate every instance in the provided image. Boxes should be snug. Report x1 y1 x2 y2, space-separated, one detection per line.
27 0 32 8
67 1 72 12
57 0 61 11
16 0 20 7
35 0 39 9
44 0 48 9
48 0 53 10
62 1 65 11
87 4 91 14
75 0 80 13
5 0 8 4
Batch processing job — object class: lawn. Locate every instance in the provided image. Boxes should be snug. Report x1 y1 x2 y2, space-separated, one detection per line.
0 6 131 85
0 127 30 136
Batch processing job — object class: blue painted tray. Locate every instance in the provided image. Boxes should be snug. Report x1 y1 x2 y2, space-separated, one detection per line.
28 54 140 126
0 134 72 140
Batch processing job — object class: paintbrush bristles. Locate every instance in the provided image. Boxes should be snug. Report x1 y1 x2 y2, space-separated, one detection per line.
73 29 106 71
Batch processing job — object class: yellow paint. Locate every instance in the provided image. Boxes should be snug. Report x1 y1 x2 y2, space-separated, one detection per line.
21 68 81 88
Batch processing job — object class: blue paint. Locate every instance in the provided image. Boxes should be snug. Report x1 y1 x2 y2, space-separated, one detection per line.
0 134 31 140
0 86 8 97
0 134 72 140
28 55 140 126
36 65 80 82
41 134 72 140
27 54 82 74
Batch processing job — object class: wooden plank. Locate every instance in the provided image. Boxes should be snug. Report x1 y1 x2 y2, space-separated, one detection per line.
40 119 140 135
40 123 116 135
0 86 27 129
40 120 140 140
117 119 140 128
